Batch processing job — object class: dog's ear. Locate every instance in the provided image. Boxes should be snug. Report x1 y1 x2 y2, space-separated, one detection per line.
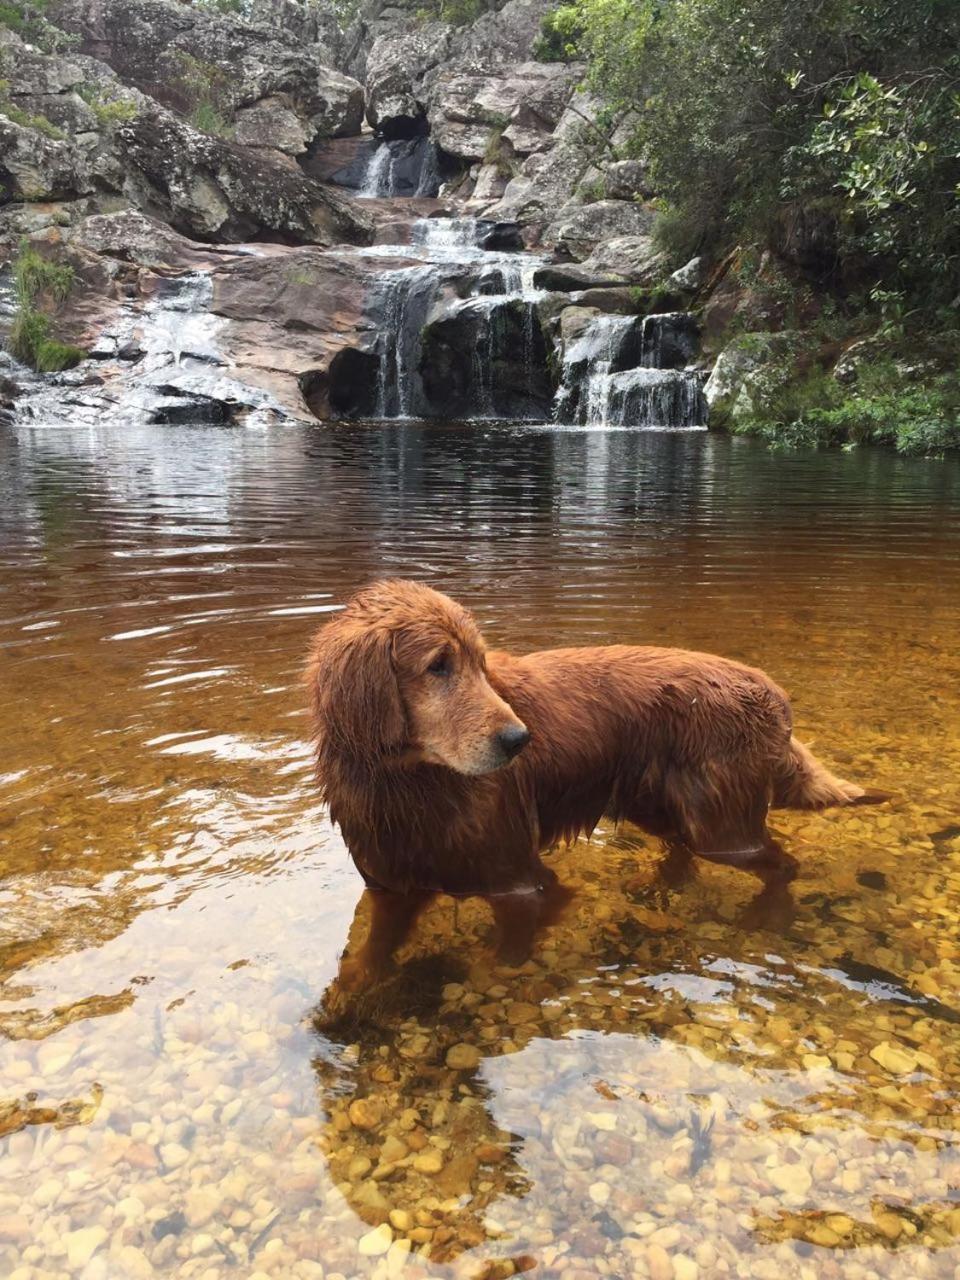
307 618 405 765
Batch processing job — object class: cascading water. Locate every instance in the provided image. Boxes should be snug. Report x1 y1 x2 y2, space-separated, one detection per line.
555 312 706 429
372 265 441 418
1 266 285 428
339 215 551 421
357 138 442 199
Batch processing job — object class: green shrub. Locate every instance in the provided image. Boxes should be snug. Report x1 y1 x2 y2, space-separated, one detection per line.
0 0 77 52
189 99 233 137
414 0 486 26
0 100 65 139
77 84 139 126
173 52 234 136
533 4 584 62
731 337 960 455
7 243 85 373
482 127 517 179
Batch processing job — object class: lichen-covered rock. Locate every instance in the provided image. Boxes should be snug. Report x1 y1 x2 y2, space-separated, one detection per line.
481 89 601 224
115 105 371 245
50 0 363 144
364 22 452 137
0 27 369 247
544 199 657 257
428 62 580 162
703 332 793 426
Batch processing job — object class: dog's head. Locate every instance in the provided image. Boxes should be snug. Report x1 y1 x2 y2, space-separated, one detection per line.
307 580 529 775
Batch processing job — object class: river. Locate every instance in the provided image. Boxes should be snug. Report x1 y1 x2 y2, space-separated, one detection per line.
1 420 959 1278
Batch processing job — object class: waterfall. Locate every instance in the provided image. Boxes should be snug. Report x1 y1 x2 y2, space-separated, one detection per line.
358 144 393 199
555 312 706 429
554 315 635 426
357 138 442 200
372 265 440 419
1 266 285 427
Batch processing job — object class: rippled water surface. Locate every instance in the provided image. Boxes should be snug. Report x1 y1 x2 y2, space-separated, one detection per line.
1 422 960 1280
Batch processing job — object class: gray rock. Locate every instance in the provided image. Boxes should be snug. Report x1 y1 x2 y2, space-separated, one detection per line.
703 332 793 424
603 158 654 201
116 105 371 244
364 22 451 135
533 262 627 292
665 256 703 292
428 62 580 162
233 98 311 156
51 0 364 145
545 199 657 256
559 305 601 344
579 235 665 283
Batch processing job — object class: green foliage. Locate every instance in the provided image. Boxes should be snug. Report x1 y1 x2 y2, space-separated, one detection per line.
189 99 233 137
731 334 960 454
0 100 64 137
415 0 487 25
561 0 960 311
0 0 78 52
191 0 248 13
8 243 85 374
173 52 234 136
77 83 139 126
533 4 584 62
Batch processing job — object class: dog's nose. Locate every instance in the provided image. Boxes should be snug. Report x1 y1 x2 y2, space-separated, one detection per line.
497 724 530 760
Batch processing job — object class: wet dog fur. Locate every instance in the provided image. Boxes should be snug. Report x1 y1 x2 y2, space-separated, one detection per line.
307 580 882 984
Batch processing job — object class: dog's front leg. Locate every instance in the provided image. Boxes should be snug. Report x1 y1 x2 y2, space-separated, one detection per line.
489 875 575 966
338 888 435 992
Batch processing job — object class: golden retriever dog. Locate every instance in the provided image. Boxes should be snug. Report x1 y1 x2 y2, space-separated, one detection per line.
307 580 881 986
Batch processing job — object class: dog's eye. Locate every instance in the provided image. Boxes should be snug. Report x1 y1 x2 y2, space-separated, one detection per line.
427 653 451 677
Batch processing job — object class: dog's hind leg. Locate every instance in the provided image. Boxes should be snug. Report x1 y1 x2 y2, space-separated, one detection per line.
773 736 887 810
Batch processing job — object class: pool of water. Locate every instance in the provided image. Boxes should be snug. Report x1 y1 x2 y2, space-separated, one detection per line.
1 421 959 1280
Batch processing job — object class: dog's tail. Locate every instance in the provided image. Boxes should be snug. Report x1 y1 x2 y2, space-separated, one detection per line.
773 736 888 811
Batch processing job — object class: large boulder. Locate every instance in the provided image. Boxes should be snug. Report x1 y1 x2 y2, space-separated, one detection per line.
703 332 795 426
481 90 602 224
364 22 452 137
115 105 372 244
419 296 554 418
428 62 581 162
0 27 370 247
544 199 657 256
50 0 364 148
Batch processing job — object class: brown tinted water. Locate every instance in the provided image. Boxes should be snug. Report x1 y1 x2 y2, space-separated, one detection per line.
1 422 960 1280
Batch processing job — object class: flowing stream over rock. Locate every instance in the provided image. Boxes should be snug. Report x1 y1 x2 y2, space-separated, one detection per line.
555 312 707 428
357 138 442 199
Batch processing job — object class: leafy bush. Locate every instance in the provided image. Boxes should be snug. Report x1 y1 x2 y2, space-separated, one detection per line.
7 244 85 373
415 0 487 25
173 52 234 136
77 84 139 126
732 340 960 454
0 0 78 52
533 4 584 62
0 100 64 138
561 0 960 311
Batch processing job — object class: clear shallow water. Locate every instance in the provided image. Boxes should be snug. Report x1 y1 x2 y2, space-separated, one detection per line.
1 421 959 1279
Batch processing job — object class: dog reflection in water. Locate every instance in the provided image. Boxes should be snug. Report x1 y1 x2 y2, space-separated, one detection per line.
307 580 881 995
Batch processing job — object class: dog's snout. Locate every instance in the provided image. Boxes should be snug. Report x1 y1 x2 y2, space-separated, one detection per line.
497 723 530 760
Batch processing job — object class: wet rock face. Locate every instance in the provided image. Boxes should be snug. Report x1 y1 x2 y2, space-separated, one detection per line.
0 29 371 249
419 298 554 419
50 0 364 144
